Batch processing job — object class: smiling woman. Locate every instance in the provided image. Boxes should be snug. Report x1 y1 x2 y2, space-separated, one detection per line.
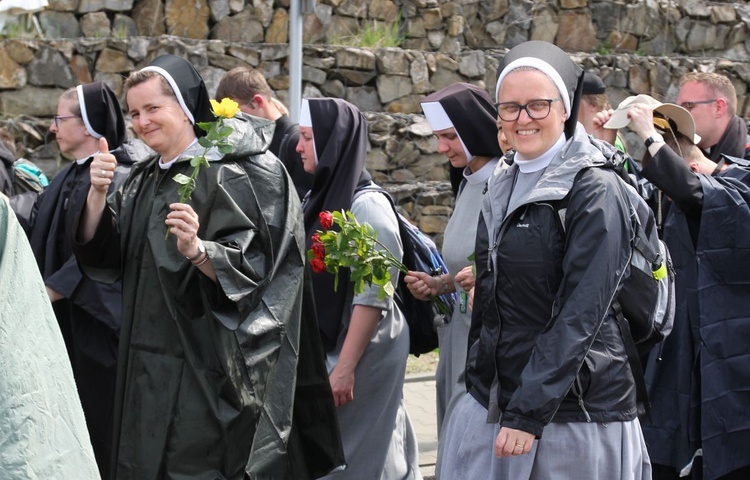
437 41 653 479
73 55 343 479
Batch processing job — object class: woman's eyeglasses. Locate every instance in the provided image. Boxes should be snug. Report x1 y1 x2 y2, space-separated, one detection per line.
494 98 561 122
679 99 716 111
53 114 80 128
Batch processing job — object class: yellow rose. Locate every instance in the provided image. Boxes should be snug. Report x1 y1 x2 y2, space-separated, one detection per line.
210 97 240 119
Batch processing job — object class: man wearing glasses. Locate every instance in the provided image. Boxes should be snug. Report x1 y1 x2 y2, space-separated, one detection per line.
677 72 750 162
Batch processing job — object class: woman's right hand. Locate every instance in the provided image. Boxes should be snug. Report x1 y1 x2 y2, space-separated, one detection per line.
404 270 437 300
80 137 117 243
89 137 117 196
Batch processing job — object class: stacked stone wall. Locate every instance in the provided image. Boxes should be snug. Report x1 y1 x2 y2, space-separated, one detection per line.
16 0 750 60
2 0 750 244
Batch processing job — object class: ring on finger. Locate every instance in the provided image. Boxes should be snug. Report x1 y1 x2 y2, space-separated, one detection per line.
514 442 524 449
100 169 107 178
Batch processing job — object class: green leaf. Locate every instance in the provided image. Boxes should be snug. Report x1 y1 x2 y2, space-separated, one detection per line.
196 121 213 132
172 173 191 185
190 156 205 168
219 125 234 137
217 144 233 155
198 137 213 149
383 281 395 297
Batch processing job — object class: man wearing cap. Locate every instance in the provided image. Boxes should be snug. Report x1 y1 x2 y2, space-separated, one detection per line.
677 72 750 163
578 72 627 150
608 95 750 480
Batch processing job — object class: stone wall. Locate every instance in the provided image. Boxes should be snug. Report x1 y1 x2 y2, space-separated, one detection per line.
15 0 750 60
1 33 750 245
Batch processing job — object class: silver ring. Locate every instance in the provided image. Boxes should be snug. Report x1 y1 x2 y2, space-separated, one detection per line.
100 169 107 178
514 442 524 449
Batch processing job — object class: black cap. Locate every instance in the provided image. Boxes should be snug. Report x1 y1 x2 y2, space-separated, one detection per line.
582 72 606 95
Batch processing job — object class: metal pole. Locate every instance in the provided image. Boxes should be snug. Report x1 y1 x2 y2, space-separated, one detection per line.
288 0 303 123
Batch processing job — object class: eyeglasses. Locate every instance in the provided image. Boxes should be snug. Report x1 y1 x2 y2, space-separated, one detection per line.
53 114 80 128
679 99 716 111
494 98 561 122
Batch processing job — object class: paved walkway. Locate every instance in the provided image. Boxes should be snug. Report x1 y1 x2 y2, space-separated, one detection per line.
403 373 438 480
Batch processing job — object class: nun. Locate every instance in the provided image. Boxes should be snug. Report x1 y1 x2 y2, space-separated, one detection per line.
74 55 342 479
404 83 503 439
29 80 134 477
437 41 652 479
297 97 422 479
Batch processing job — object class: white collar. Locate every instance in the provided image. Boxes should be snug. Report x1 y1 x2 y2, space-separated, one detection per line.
464 157 498 185
159 138 199 170
515 133 566 173
77 151 100 164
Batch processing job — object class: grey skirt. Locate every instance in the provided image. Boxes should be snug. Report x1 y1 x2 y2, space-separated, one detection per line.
437 394 652 480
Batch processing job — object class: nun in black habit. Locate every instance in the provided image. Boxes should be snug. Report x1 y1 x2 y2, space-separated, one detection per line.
405 82 503 438
437 41 652 479
29 80 134 477
74 55 342 480
298 97 422 479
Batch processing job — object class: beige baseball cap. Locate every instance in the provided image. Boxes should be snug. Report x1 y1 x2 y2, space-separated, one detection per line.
604 94 701 144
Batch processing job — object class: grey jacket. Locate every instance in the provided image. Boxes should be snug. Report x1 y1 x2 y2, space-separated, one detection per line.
467 126 639 437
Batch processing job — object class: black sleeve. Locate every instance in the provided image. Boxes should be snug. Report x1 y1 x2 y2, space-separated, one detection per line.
641 146 703 217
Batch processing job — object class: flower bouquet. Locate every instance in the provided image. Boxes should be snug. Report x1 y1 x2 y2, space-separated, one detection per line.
308 210 451 316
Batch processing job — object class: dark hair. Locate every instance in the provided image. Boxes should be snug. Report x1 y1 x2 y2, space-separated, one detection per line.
215 67 273 106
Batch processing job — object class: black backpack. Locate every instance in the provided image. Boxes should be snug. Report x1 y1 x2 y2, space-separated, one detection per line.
556 141 676 415
355 184 455 356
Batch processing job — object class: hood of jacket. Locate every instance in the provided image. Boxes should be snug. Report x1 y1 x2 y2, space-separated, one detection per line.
171 112 275 165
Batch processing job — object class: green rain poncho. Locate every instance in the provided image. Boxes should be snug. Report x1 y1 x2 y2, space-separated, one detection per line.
0 194 100 479
74 113 342 479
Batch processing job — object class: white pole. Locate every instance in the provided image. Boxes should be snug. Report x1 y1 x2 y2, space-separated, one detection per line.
288 0 303 123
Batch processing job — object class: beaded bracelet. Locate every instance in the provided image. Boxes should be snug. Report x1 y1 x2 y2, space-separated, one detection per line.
192 253 209 267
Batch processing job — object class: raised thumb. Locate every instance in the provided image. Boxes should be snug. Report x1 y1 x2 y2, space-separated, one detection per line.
99 136 109 153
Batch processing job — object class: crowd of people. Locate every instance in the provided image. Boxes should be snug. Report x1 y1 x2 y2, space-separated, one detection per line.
1 40 749 480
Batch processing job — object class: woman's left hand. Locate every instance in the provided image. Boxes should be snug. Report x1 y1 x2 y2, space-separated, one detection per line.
329 364 355 408
166 203 202 258
495 426 534 458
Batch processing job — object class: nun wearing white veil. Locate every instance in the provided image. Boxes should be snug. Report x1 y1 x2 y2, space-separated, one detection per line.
437 41 652 479
405 82 503 439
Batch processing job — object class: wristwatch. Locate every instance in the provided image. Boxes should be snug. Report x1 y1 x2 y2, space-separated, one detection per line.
644 133 664 148
186 241 205 262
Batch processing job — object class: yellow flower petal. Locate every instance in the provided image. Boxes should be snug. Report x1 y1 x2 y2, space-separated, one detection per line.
211 97 240 118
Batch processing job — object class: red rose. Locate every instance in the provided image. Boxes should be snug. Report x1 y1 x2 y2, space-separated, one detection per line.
312 232 321 245
319 211 334 231
312 242 326 258
311 257 326 274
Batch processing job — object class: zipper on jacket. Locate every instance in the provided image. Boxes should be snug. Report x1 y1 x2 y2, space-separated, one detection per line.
487 240 497 273
573 376 592 422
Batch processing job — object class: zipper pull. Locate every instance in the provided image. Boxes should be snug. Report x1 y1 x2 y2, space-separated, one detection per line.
487 241 497 272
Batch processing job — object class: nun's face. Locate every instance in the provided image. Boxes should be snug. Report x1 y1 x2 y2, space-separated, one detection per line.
433 127 468 168
497 69 566 159
495 118 514 153
127 77 195 159
297 126 316 173
51 98 89 159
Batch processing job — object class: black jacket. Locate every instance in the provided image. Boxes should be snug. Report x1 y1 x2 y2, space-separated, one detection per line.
467 127 639 437
641 145 750 480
